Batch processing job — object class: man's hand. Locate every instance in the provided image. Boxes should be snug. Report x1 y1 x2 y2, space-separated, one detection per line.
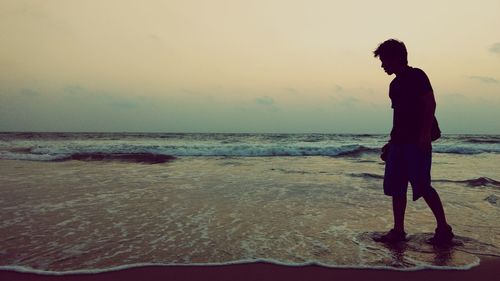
380 143 390 162
417 133 432 151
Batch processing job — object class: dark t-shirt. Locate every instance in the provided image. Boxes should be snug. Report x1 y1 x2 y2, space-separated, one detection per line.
389 66 433 144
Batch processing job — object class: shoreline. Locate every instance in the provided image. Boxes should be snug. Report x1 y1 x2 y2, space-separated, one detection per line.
1 256 499 281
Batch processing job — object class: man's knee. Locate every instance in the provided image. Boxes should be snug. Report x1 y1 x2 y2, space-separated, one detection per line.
422 185 438 199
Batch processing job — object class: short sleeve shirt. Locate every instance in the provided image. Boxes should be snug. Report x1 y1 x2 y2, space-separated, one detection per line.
389 66 433 143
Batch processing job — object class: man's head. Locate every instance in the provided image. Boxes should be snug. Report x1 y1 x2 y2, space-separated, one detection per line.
373 39 408 75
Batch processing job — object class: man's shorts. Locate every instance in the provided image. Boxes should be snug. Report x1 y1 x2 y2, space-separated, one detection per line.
383 143 433 201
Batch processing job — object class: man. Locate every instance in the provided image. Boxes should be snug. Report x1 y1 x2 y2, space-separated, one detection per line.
373 39 454 244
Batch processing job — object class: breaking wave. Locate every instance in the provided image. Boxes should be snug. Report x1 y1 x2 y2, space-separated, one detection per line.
436 177 500 188
0 144 378 161
59 152 176 164
0 132 499 162
349 173 500 188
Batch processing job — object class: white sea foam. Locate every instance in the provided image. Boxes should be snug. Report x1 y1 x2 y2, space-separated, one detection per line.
433 144 500 154
0 256 481 276
0 144 378 160
0 133 498 162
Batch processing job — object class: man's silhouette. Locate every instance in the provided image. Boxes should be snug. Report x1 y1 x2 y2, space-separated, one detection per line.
373 39 454 244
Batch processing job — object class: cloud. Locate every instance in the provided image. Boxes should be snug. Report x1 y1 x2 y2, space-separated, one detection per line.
19 88 40 97
334 84 344 93
283 87 299 95
102 93 142 109
63 85 85 95
489 42 500 54
328 91 363 107
469 76 498 84
440 93 466 100
255 96 275 106
337 96 361 107
149 34 161 41
107 100 139 109
60 85 142 109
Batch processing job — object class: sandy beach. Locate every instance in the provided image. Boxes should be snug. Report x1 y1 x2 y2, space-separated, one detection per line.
1 257 499 281
1 133 499 278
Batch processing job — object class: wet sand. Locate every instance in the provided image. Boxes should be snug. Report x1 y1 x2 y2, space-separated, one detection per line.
2 133 499 279
1 256 499 281
1 157 498 272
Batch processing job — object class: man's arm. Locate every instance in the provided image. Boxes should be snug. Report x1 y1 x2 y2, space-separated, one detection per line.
418 90 436 147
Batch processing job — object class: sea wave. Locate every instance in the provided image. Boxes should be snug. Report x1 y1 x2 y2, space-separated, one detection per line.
436 177 500 188
0 142 500 163
432 145 500 154
59 152 176 164
349 173 385 179
0 144 378 161
349 173 500 188
0 151 176 164
0 138 499 162
462 136 500 144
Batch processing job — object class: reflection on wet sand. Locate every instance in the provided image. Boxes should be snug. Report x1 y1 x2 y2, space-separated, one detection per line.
363 231 499 269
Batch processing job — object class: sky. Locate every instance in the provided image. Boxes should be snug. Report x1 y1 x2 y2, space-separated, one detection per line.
1 0 499 134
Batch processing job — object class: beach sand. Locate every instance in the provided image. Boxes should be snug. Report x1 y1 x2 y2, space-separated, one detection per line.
1 156 499 278
1 256 499 281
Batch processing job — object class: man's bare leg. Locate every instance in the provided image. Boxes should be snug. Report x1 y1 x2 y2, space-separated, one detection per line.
392 194 407 232
373 194 408 242
422 187 449 228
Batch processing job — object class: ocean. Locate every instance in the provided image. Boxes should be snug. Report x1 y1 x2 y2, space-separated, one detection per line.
0 132 499 273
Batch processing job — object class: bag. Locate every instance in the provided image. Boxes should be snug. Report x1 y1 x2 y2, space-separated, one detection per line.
431 116 441 141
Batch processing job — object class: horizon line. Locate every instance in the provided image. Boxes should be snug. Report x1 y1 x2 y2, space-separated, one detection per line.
1 131 499 136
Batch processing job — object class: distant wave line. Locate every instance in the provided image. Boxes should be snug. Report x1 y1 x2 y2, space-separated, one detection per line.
349 173 500 187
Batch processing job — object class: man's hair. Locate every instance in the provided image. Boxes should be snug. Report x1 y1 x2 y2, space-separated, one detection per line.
373 39 408 64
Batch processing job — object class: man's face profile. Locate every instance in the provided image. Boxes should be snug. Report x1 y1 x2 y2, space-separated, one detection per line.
379 55 399 75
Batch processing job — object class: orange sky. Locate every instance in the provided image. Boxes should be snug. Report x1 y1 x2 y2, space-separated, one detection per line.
1 0 499 133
